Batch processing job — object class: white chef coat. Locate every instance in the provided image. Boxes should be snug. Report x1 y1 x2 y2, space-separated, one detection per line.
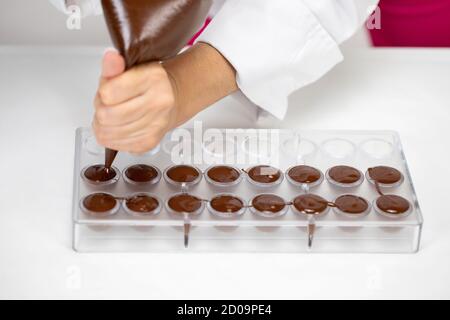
50 0 379 120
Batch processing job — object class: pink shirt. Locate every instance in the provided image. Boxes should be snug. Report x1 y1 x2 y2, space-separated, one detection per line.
370 0 450 47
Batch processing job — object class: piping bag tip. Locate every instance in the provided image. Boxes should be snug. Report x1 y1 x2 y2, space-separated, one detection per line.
105 148 118 169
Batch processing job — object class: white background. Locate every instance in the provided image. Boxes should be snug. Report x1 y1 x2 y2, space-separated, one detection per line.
0 1 449 300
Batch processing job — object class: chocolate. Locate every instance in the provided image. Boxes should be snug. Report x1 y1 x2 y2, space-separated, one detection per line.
287 165 322 184
83 193 117 213
125 164 159 183
126 195 159 213
376 195 410 215
168 194 202 214
100 0 212 167
101 0 212 68
84 165 117 182
251 194 286 214
334 195 369 214
166 165 200 183
210 195 244 213
247 165 282 184
207 166 241 184
328 165 362 184
293 194 329 215
368 166 402 185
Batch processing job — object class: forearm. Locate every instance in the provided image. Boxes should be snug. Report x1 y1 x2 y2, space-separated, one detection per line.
162 42 238 126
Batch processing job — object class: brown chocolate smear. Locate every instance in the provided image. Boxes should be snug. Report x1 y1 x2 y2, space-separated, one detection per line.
248 165 282 184
376 195 410 214
368 166 402 184
84 165 117 182
335 195 369 214
288 165 321 184
83 193 117 212
328 165 361 184
166 165 200 183
126 164 159 183
168 194 202 213
210 195 244 213
293 194 329 215
252 194 286 213
101 0 213 69
207 166 241 184
126 195 159 213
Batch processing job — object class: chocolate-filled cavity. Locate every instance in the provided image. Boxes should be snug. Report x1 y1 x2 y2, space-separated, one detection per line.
206 166 241 186
125 164 160 184
334 195 369 215
376 195 411 216
101 0 213 68
165 165 201 185
247 165 283 185
82 193 118 215
125 195 160 214
327 165 363 186
167 194 203 214
251 194 287 218
292 194 329 216
209 195 245 218
287 165 323 186
367 166 403 185
83 165 118 184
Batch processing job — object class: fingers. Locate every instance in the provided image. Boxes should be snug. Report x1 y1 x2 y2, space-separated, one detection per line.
98 65 157 105
101 49 126 80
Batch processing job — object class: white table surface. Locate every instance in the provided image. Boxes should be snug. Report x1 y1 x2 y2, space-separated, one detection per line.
0 46 449 300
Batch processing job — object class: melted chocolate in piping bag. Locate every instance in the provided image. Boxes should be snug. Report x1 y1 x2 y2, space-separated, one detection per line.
101 0 213 166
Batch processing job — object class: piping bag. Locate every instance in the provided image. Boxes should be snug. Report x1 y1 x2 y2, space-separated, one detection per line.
101 0 213 168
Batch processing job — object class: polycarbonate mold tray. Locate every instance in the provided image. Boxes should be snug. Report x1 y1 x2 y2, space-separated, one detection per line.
72 127 423 253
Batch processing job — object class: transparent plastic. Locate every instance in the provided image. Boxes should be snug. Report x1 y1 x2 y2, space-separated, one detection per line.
72 128 423 253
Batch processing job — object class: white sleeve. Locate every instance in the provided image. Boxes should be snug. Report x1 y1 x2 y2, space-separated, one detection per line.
198 0 379 119
49 0 103 16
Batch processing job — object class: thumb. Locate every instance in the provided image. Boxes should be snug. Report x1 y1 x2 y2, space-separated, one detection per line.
101 48 126 80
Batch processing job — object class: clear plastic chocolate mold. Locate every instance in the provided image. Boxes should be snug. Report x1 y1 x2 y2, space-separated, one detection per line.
250 194 288 218
123 193 162 217
245 165 284 188
163 164 202 187
80 192 120 217
332 194 371 218
81 164 120 186
207 194 246 219
325 165 364 188
73 128 423 253
204 165 243 187
123 164 161 186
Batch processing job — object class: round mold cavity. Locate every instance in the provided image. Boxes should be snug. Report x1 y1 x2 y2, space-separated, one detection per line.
204 165 243 188
365 166 404 188
359 138 394 159
325 165 364 188
332 194 371 218
163 165 203 187
373 195 412 219
165 193 205 218
81 165 120 186
285 165 324 188
123 193 162 217
80 192 120 218
123 164 162 186
250 194 288 219
207 194 247 219
321 138 356 159
245 165 284 188
241 136 277 160
282 137 317 160
202 137 236 158
162 137 202 160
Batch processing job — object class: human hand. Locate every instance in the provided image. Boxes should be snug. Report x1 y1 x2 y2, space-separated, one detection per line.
93 49 178 153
